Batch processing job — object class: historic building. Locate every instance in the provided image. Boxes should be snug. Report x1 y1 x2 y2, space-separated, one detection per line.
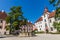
0 10 7 34
35 8 57 32
19 21 35 36
0 10 36 35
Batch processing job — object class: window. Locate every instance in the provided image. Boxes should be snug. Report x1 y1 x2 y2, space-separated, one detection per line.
0 26 2 29
45 23 47 27
50 20 51 23
41 25 42 27
40 28 41 30
44 14 45 17
44 19 46 22
51 27 53 31
1 20 2 23
0 20 2 23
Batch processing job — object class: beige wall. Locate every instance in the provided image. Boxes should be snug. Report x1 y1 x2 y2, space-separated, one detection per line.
0 20 6 34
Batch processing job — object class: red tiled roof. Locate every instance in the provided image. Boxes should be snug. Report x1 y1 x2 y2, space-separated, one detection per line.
20 20 33 25
36 17 43 22
27 22 33 25
48 11 56 18
0 11 7 20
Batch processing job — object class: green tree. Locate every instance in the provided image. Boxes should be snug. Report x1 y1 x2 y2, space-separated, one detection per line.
49 0 60 6
6 6 27 34
53 22 60 32
49 0 60 19
49 0 60 32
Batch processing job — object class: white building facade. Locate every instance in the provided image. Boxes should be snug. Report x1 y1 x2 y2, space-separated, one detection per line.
35 8 57 32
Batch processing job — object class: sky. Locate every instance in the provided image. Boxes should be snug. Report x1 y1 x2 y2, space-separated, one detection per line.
0 0 56 23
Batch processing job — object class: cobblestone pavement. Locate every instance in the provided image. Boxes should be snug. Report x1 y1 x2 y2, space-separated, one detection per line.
0 34 60 40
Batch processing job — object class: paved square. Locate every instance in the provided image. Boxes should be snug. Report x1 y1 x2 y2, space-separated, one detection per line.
0 34 60 40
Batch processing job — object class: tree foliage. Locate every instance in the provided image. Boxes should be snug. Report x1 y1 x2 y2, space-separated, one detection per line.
53 22 60 32
49 0 60 32
6 6 27 34
49 0 60 6
49 0 60 19
49 0 55 4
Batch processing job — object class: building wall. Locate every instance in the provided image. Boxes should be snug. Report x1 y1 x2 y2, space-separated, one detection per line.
0 20 6 34
42 12 50 32
49 17 57 32
35 12 57 32
35 22 40 32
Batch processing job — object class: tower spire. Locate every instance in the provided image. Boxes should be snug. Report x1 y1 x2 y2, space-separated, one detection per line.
44 6 48 13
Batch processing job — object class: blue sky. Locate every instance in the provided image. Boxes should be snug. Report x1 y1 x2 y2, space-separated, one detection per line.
0 0 55 23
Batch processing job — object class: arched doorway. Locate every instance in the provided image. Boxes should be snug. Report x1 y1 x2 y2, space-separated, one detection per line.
45 26 49 33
